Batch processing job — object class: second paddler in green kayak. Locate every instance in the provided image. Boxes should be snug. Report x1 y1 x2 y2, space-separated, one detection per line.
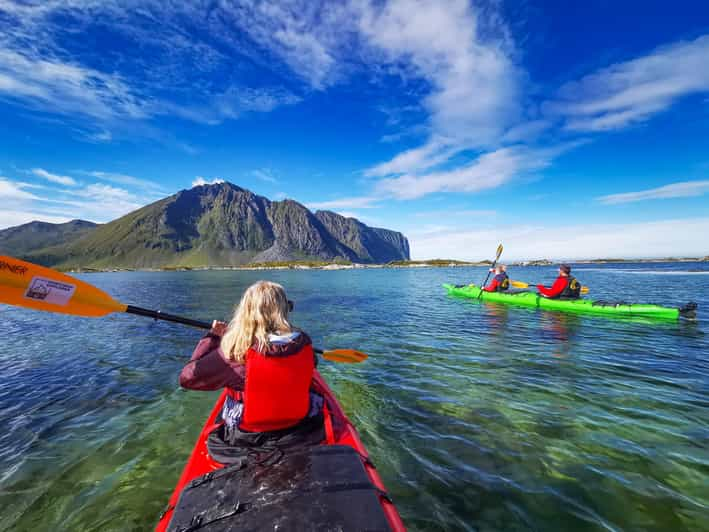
536 263 582 299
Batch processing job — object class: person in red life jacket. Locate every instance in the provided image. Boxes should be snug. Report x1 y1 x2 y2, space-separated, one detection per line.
179 281 324 462
482 264 510 292
537 264 582 299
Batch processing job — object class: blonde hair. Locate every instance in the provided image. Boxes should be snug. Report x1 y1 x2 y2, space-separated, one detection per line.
220 281 293 363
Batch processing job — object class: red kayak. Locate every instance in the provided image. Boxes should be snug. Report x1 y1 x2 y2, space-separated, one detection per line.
156 371 406 531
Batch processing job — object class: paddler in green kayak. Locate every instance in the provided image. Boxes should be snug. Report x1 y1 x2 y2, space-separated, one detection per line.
537 264 582 299
482 264 510 292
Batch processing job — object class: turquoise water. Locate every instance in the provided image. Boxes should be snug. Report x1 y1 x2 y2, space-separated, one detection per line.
0 263 707 531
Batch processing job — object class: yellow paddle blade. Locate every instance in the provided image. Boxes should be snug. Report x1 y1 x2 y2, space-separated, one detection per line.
0 256 127 317
321 349 368 364
495 243 503 260
511 279 590 293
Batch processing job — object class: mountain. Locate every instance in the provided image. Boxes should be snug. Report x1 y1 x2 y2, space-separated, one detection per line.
0 220 97 256
0 182 409 268
314 210 410 263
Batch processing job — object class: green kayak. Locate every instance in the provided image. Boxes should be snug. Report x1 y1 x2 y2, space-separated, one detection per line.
443 283 697 320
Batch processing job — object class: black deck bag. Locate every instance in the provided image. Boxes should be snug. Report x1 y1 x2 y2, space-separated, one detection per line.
167 444 392 532
206 411 325 466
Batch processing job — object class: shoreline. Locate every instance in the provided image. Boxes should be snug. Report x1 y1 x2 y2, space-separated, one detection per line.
66 257 708 274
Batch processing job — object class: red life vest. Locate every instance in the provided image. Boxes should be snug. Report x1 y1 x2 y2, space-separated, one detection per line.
238 337 314 433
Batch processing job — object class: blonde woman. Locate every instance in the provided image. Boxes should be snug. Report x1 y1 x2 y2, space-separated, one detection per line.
180 281 323 461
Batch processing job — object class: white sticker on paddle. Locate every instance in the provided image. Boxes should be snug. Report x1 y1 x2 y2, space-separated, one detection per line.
23 276 76 306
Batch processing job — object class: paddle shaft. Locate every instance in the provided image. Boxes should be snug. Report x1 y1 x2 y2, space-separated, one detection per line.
126 305 211 329
126 305 325 355
479 244 503 297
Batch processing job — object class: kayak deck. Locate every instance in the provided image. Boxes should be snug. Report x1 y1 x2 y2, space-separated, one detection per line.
443 283 689 320
156 371 405 531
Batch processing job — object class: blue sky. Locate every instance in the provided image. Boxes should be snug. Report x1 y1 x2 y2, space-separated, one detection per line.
0 0 708 260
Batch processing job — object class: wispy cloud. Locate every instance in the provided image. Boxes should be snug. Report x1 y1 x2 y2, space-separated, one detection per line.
0 175 152 228
31 168 77 186
365 137 460 177
85 130 113 143
67 183 145 217
87 171 165 192
597 179 709 204
192 176 225 188
0 2 304 132
546 35 709 132
0 177 39 200
307 196 380 210
415 209 496 218
251 168 279 183
0 49 147 122
360 0 519 146
216 1 356 90
375 144 569 200
0 209 72 229
360 0 521 177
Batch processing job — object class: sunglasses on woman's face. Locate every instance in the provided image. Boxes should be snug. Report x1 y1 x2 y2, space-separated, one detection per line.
287 300 294 312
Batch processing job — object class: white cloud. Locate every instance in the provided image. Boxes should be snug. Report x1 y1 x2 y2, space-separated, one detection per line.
359 0 518 143
360 0 520 178
0 175 147 226
37 183 147 221
251 168 278 183
192 176 225 188
31 168 77 186
86 130 113 143
308 196 380 210
375 145 563 200
409 217 709 261
216 1 355 90
87 171 165 192
0 209 72 229
365 137 459 177
547 35 709 132
415 209 496 218
0 177 39 200
0 49 146 122
165 87 301 125
0 3 304 130
597 179 709 204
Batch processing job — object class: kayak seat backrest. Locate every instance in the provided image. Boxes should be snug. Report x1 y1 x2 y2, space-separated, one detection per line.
167 445 392 532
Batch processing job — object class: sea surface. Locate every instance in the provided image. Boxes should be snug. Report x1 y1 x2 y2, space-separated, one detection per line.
0 263 707 531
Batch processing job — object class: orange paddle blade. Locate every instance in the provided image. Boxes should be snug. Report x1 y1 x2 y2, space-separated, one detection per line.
321 349 368 364
0 256 127 317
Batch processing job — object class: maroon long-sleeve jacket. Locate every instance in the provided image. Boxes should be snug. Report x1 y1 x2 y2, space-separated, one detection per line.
179 334 246 391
